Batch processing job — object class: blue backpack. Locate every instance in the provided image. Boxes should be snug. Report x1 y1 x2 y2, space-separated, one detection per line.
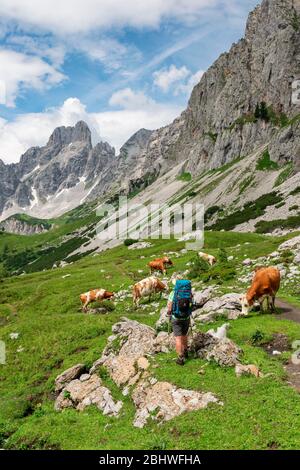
172 280 193 319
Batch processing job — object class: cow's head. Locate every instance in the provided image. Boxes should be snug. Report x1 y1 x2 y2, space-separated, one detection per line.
239 294 253 315
163 256 173 266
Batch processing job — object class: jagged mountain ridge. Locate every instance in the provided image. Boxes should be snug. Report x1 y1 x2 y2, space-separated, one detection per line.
0 0 300 225
0 122 153 221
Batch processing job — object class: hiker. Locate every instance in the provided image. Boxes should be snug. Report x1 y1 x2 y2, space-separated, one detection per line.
167 276 193 366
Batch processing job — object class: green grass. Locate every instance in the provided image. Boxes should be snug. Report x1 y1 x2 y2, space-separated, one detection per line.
255 215 300 234
1 231 300 450
0 200 103 275
176 172 192 182
256 149 279 171
274 163 294 188
211 192 283 231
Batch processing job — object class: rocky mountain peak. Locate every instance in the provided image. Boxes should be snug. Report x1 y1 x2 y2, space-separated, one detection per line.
47 120 92 148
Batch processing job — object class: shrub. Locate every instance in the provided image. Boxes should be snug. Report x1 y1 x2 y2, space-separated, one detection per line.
256 149 279 171
290 186 300 196
289 205 299 212
255 215 300 233
211 192 283 231
204 206 221 224
177 172 192 182
189 256 210 279
124 239 138 247
274 163 293 187
251 330 265 345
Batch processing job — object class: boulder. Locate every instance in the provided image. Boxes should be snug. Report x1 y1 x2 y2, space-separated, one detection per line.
191 330 241 367
91 318 157 387
193 287 215 308
55 373 123 416
132 378 221 428
55 364 86 392
279 235 300 251
242 258 253 266
294 252 300 264
235 364 263 378
192 293 243 322
128 242 152 250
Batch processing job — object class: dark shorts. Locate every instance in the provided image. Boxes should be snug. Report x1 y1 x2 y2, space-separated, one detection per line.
172 318 190 337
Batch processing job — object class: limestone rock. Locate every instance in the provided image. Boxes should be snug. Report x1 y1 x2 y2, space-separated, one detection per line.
193 293 243 323
132 378 221 428
55 373 123 416
55 364 85 392
235 364 263 378
191 331 241 367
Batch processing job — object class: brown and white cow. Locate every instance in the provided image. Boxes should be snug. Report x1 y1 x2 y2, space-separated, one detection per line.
240 267 281 315
133 276 167 308
198 251 217 266
148 256 173 275
80 289 114 313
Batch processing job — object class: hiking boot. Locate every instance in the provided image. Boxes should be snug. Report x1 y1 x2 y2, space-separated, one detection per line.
176 355 185 366
184 349 189 359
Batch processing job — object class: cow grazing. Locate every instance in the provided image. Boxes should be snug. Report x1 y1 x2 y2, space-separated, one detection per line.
198 251 217 266
133 276 167 308
240 267 281 315
148 256 173 275
80 289 114 313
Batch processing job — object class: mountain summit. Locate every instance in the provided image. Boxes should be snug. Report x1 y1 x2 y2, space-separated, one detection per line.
0 0 299 226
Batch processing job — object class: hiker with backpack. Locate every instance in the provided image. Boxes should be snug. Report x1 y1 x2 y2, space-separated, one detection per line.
167 276 193 366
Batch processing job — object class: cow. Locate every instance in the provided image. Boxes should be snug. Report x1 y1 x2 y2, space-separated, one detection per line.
198 251 217 266
240 267 281 315
133 276 167 308
148 256 173 275
80 289 114 313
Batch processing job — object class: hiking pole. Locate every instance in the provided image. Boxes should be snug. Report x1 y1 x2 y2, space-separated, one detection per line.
168 316 171 336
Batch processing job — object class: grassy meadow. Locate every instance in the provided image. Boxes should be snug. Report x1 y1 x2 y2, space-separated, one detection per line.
1 231 300 450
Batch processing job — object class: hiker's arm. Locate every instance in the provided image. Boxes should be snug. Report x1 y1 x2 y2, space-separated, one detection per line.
167 301 173 316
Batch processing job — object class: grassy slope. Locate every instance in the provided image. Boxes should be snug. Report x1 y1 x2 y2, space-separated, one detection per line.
1 232 300 450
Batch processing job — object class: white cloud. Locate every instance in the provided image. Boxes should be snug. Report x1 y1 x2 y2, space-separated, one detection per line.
109 88 155 110
0 0 217 34
0 94 182 163
0 49 66 107
175 69 204 95
153 64 204 95
153 65 190 93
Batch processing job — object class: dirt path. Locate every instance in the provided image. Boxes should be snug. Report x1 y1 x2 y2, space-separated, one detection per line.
276 299 300 324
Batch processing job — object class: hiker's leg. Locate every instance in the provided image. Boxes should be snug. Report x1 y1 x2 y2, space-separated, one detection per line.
175 336 184 356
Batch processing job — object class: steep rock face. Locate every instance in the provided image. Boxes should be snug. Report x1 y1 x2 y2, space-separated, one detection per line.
0 0 299 221
136 0 300 179
0 215 51 235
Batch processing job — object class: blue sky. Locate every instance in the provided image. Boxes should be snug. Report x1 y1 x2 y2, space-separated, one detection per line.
0 0 259 163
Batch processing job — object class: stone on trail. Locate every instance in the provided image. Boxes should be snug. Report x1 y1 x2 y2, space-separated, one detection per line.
235 364 263 378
